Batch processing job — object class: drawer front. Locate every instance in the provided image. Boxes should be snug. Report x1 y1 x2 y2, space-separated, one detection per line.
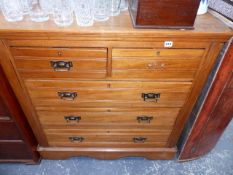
11 47 107 79
25 80 192 108
0 122 22 140
37 108 180 130
11 47 107 58
45 129 171 148
112 48 204 80
0 142 32 160
112 48 205 58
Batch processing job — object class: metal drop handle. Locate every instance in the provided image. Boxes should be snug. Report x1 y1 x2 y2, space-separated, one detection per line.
69 136 84 143
50 61 73 71
142 93 161 102
137 116 154 123
133 137 147 143
64 116 81 123
58 92 77 101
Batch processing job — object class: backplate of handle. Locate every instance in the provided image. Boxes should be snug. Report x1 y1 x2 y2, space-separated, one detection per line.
64 116 81 123
137 116 154 123
142 93 161 102
69 136 84 143
50 61 73 71
58 92 77 101
133 137 147 143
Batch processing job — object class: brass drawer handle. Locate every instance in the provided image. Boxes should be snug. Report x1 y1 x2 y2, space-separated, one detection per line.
137 116 154 123
142 93 161 102
58 92 77 101
50 61 73 71
147 63 165 70
133 137 147 143
147 63 155 69
64 116 81 123
69 136 84 143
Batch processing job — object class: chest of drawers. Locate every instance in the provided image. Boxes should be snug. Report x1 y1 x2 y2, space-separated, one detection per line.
0 12 232 160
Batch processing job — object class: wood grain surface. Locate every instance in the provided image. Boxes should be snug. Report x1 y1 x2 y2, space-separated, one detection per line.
0 11 231 160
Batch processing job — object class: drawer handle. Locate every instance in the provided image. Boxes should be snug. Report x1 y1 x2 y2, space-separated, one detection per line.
133 137 147 143
58 92 77 101
147 63 165 70
50 61 73 71
64 116 81 123
142 93 161 102
137 116 154 123
69 136 84 143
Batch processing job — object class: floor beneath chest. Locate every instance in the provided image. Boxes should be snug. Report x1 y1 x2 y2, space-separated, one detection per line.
0 121 232 175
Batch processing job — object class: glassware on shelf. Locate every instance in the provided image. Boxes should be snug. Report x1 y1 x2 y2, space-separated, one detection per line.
0 0 125 27
31 0 37 4
93 0 109 22
29 0 49 22
73 0 93 27
53 0 74 27
1 0 24 22
109 0 121 16
120 0 128 11
39 0 55 14
19 0 33 14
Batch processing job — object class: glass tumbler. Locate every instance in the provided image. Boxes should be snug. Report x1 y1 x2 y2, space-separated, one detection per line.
40 0 56 14
120 0 128 11
73 0 93 27
109 0 121 16
19 0 33 14
30 0 49 22
53 0 74 27
1 0 24 22
93 0 109 22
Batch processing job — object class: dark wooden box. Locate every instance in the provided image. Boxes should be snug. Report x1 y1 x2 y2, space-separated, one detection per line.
129 0 201 29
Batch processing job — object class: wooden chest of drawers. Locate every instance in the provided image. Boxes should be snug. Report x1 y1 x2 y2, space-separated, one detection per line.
0 12 232 160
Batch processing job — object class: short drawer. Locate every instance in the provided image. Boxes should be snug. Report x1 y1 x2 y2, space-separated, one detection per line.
45 129 171 148
11 47 107 58
37 108 180 130
0 122 22 140
11 47 107 79
25 80 192 108
112 48 204 80
112 48 205 58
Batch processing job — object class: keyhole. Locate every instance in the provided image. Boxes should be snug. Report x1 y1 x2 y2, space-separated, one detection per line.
156 51 160 56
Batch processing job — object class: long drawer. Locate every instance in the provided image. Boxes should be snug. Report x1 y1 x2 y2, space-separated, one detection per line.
0 142 33 160
11 47 107 79
37 108 180 130
25 80 192 108
45 129 171 148
112 48 204 80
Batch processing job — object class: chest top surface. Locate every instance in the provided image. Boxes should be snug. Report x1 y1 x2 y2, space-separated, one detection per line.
0 12 231 41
